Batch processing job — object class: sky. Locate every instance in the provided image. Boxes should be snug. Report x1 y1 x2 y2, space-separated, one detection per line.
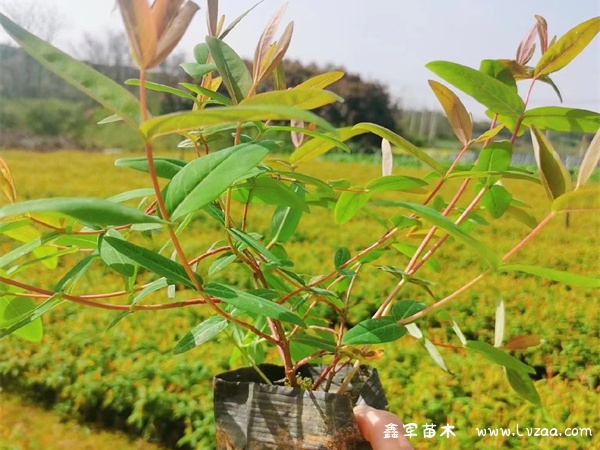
1 0 599 119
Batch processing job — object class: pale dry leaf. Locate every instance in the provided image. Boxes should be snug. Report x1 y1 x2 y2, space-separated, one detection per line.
576 128 600 189
0 157 17 203
381 139 393 176
291 119 305 148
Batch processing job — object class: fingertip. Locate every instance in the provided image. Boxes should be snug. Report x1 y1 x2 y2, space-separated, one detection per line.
353 405 414 450
353 405 376 442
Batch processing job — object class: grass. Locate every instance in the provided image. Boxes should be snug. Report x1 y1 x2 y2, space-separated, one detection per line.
0 394 164 450
0 150 598 449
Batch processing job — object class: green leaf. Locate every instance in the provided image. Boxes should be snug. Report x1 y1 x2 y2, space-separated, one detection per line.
522 107 600 133
428 80 473 145
377 266 436 298
194 42 211 64
290 127 367 166
366 175 428 193
391 300 427 321
353 123 445 174
449 170 540 184
115 157 187 180
107 277 169 331
55 255 97 293
504 367 541 405
392 243 440 273
0 295 63 341
228 228 289 267
479 59 517 91
97 114 121 125
233 177 307 211
0 198 166 227
342 317 407 345
539 75 563 103
466 341 535 374
334 189 372 224
180 62 216 79
131 278 169 306
218 0 263 40
530 125 572 201
505 205 538 229
1 223 58 270
0 13 141 126
263 126 351 153
473 124 505 144
296 71 345 89
140 105 334 140
204 283 305 327
290 334 338 353
206 36 252 104
427 61 525 119
180 83 233 106
333 247 355 277
474 141 512 173
99 230 136 277
241 89 342 110
165 142 274 220
481 184 512 219
107 189 157 203
552 185 600 213
103 237 201 290
270 185 305 243
0 233 59 270
500 264 600 288
273 63 287 90
423 338 449 373
208 253 236 276
334 247 351 270
389 216 420 230
125 79 197 102
390 202 500 268
173 316 229 355
534 17 600 77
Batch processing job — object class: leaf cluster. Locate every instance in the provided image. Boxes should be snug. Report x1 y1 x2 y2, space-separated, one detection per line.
0 2 598 405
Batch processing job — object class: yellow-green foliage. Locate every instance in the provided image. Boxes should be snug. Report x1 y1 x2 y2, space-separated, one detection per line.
0 151 598 449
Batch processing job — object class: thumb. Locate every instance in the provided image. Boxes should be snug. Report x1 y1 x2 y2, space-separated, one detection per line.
354 405 414 450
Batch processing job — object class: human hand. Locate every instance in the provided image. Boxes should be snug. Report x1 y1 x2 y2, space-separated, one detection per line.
354 405 414 450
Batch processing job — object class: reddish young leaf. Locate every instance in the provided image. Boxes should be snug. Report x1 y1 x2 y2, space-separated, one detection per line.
535 15 549 53
253 3 288 81
206 0 218 36
516 22 538 65
428 80 472 145
505 334 542 351
530 125 572 200
258 22 294 83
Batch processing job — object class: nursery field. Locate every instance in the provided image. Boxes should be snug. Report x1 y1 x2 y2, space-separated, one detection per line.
0 150 598 450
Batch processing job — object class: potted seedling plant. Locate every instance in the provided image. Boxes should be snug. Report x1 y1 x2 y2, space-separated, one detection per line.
0 1 599 448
